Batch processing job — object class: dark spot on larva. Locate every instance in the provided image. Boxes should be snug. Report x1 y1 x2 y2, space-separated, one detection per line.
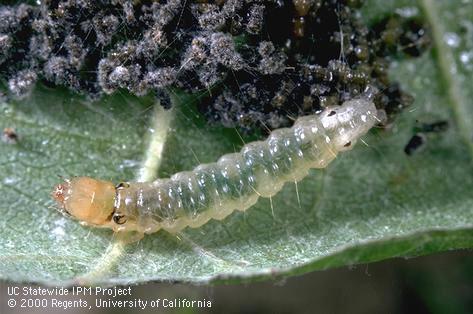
328 110 337 117
404 134 425 155
344 141 352 147
116 182 130 189
2 127 18 144
113 214 127 224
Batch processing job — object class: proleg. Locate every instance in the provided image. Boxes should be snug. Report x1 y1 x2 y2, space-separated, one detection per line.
52 97 380 237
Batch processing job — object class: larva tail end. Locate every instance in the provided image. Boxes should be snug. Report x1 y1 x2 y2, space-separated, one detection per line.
321 98 378 152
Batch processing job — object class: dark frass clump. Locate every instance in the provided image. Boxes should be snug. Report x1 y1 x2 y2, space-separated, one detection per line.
0 0 429 133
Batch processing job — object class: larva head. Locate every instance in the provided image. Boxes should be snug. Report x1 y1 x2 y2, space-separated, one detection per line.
52 177 116 226
320 98 378 151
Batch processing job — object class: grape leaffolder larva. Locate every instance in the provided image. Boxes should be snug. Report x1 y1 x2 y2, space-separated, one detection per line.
52 97 380 240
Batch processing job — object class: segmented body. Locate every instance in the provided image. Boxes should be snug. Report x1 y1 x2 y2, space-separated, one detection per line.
53 98 379 236
113 98 379 233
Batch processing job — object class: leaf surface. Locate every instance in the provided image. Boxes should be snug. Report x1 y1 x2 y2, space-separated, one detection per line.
0 0 472 285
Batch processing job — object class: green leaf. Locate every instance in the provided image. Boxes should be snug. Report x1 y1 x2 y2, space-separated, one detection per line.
1 0 472 286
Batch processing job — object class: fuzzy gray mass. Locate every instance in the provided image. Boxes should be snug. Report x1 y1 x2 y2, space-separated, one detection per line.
0 0 429 133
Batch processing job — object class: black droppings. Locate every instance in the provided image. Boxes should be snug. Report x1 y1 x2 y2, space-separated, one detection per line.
405 120 449 155
404 134 426 156
416 120 449 133
0 1 430 133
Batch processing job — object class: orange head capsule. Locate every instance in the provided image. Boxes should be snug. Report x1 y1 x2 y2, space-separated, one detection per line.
52 177 116 226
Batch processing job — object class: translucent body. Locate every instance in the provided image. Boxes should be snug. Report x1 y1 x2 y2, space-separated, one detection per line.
113 98 379 234
53 98 378 236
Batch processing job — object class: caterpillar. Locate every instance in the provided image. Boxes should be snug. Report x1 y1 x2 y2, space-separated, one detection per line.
52 97 380 239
